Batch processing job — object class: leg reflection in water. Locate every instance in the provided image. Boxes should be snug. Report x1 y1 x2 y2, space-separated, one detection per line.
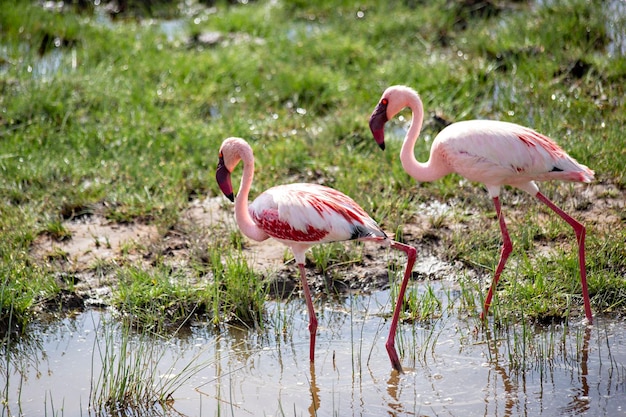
483 323 594 415
308 363 320 417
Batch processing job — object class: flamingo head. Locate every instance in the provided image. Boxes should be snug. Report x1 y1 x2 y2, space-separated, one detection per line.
216 152 234 202
370 86 422 151
216 137 252 202
216 137 254 202
369 97 389 150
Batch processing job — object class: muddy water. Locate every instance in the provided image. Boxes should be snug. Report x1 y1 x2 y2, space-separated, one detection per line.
2 282 625 417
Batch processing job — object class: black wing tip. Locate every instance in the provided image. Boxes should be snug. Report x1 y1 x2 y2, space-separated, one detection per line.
350 224 386 240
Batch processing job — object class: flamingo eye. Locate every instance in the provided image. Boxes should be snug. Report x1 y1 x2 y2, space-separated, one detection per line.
381 98 388 105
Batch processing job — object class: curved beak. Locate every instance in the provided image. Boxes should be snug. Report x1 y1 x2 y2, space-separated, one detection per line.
369 100 388 151
216 155 234 202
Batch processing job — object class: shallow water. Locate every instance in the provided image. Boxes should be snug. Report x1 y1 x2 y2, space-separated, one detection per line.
2 282 625 417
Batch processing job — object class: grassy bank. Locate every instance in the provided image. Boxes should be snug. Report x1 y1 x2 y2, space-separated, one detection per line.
0 0 625 331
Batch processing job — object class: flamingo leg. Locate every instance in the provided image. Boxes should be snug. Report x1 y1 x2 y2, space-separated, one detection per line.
535 192 593 324
385 241 417 373
481 196 513 320
298 263 318 363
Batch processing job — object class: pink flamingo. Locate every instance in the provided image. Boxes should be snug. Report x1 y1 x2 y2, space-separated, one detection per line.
368 85 594 323
216 137 417 372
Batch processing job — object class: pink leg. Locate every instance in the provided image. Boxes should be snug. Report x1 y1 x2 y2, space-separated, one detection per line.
298 263 318 363
481 196 513 320
385 241 417 373
535 192 593 324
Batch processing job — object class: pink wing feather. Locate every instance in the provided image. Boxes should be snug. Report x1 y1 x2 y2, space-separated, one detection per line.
515 126 594 182
249 183 386 244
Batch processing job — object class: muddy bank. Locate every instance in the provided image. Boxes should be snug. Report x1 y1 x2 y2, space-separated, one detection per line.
30 183 624 317
30 198 465 312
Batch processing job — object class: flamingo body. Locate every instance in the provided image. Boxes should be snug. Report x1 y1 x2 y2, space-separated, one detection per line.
428 120 594 195
369 85 593 323
249 183 386 248
216 137 416 372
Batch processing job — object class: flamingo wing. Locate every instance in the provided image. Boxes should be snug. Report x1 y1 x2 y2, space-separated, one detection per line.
435 120 594 187
249 183 387 244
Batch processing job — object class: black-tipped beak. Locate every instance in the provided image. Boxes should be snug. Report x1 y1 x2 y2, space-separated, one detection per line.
216 155 234 202
369 99 388 151
372 129 386 150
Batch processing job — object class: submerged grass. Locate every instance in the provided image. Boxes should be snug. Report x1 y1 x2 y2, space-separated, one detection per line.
90 314 212 416
482 316 597 376
0 0 624 332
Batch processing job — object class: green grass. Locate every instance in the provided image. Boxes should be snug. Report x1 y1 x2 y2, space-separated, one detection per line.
110 244 266 330
0 0 624 331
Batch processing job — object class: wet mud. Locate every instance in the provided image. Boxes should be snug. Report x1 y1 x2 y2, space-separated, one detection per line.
29 183 624 320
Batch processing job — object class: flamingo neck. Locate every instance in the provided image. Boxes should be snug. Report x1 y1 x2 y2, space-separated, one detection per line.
399 93 449 182
235 152 270 242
